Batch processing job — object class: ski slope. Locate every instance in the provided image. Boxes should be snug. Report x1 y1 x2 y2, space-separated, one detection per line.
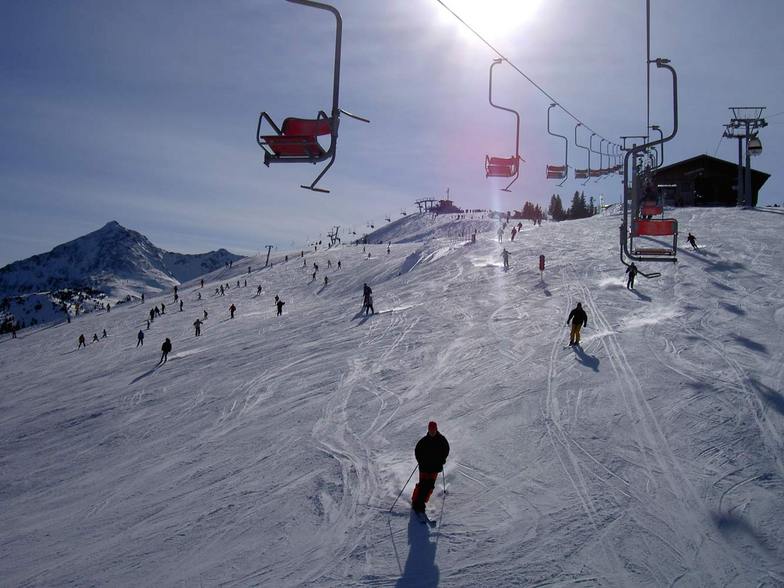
2 207 783 586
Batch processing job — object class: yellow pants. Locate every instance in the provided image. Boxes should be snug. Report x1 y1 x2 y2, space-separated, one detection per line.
569 323 582 345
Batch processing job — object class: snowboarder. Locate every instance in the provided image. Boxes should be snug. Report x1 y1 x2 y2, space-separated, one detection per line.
193 319 202 336
229 304 236 319
625 263 638 290
159 338 172 364
686 232 698 250
275 295 285 316
566 302 588 347
78 334 86 348
411 421 450 513
179 300 183 312
92 333 99 342
137 330 144 346
501 248 511 270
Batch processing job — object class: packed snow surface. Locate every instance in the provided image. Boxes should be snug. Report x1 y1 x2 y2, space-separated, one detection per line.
2 208 783 586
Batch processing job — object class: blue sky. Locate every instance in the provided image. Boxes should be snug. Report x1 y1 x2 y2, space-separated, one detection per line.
1 0 782 266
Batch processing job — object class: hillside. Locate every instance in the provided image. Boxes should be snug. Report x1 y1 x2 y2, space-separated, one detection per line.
1 208 783 586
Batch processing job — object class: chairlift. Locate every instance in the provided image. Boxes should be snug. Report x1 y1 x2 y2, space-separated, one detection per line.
574 123 591 184
545 104 568 186
620 57 680 270
485 59 522 192
256 0 369 194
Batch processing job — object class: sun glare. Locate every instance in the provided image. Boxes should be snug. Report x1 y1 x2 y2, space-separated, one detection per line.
442 0 542 38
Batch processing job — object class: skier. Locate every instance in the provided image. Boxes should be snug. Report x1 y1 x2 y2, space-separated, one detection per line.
92 333 99 342
197 292 201 301
161 303 166 314
229 303 236 319
203 309 208 320
179 300 184 312
497 226 503 243
327 259 332 269
566 302 588 347
248 266 251 275
337 260 342 270
275 295 285 316
324 275 329 286
220 285 225 296
159 338 172 364
146 319 150 330
362 283 372 313
141 292 145 302
244 280 247 287
137 330 144 347
365 293 375 316
11 325 17 339
193 319 202 336
411 421 450 514
625 263 638 290
686 232 698 250
78 334 86 348
106 303 111 313
236 280 240 288
387 244 391 255
200 278 204 288
102 329 107 339
501 248 511 270
511 227 517 241
256 285 262 296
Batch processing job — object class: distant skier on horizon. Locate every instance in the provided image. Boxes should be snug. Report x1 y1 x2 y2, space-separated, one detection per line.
137 330 144 347
411 421 449 514
566 303 588 347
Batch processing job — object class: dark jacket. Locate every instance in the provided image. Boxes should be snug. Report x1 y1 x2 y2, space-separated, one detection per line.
415 432 450 473
567 307 587 327
162 339 172 353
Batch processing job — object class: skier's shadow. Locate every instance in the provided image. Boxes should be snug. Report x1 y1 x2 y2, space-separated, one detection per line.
630 289 652 302
395 511 439 587
573 345 600 372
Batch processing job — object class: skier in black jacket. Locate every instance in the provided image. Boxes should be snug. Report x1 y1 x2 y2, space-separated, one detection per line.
566 302 588 347
411 421 450 513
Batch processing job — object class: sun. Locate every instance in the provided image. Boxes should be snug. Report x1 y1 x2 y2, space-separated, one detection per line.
440 0 543 38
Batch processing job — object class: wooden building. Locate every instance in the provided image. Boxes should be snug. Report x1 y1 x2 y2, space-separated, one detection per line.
651 154 770 207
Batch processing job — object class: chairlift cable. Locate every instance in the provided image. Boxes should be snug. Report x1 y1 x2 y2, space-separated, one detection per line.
434 0 616 147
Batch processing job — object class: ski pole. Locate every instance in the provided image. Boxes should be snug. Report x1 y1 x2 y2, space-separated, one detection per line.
442 468 447 495
389 464 418 512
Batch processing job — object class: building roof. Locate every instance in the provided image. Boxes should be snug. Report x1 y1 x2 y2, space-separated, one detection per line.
654 153 770 182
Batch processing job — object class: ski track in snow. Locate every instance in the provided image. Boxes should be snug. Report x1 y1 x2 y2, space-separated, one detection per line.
1 209 783 586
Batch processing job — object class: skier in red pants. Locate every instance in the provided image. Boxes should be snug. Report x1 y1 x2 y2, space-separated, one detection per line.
411 421 449 513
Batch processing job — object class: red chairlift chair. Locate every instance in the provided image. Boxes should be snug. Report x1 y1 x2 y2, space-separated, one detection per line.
256 0 368 194
485 59 522 192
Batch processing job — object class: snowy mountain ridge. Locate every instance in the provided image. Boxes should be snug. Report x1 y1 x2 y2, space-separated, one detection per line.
0 220 242 300
1 208 783 586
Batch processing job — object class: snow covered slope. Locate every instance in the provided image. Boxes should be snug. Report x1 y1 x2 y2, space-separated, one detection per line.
1 208 783 586
0 220 242 299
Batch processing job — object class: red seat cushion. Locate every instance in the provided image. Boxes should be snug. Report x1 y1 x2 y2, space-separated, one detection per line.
261 135 325 157
281 117 332 137
486 156 517 177
635 219 677 236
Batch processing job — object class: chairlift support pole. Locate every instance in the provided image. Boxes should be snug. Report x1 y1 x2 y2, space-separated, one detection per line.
547 103 569 186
